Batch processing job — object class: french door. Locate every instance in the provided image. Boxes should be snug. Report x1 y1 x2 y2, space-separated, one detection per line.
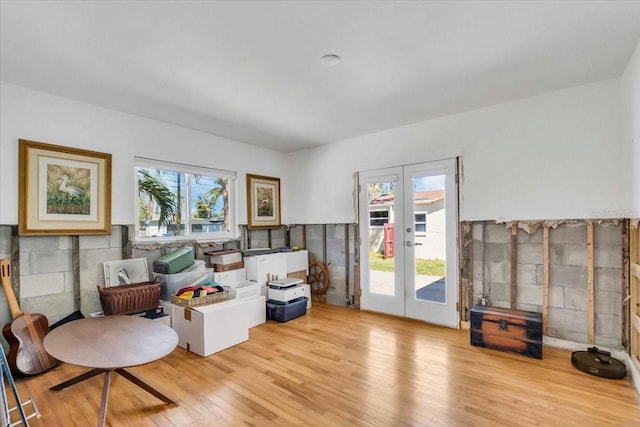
358 158 459 328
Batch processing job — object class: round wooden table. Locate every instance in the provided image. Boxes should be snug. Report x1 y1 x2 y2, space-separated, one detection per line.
43 315 178 427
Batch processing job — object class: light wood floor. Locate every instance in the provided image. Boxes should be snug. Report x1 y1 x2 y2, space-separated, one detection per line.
9 304 640 426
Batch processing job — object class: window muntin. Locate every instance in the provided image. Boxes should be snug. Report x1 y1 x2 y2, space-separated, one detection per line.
135 158 236 241
370 210 389 227
415 212 427 235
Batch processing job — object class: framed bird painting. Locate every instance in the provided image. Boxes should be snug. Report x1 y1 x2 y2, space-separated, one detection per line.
246 173 281 229
18 139 112 235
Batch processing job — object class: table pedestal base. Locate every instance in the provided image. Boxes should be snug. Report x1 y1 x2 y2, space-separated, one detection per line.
50 367 176 427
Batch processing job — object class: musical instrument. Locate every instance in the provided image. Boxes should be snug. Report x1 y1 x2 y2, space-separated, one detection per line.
1 259 57 376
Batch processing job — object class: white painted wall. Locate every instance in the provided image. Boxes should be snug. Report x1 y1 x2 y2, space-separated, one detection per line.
0 82 288 228
621 39 640 217
1 77 633 228
286 79 630 223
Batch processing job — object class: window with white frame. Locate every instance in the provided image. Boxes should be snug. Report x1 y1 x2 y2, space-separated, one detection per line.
134 157 237 241
370 209 389 227
414 212 427 235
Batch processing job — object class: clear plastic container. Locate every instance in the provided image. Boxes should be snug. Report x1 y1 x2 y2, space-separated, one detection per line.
153 260 208 301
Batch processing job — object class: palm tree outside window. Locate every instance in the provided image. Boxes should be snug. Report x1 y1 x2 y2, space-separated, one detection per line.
134 158 237 241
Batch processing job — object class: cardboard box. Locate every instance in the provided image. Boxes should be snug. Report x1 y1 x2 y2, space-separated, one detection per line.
244 252 287 284
286 250 309 274
211 268 247 286
213 261 244 272
245 295 266 328
244 250 309 285
206 249 242 265
161 299 249 357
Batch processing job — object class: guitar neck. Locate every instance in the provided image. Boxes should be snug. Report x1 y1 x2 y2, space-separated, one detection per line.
0 259 24 319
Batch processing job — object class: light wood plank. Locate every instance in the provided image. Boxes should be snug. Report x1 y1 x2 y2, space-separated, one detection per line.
633 355 640 380
14 305 640 427
631 312 640 334
631 262 640 280
587 222 595 344
543 225 550 335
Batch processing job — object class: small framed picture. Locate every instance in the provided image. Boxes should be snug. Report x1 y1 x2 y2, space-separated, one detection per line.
103 258 150 287
246 174 281 229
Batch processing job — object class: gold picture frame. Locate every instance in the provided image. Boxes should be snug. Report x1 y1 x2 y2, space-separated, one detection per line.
18 139 112 235
246 174 281 229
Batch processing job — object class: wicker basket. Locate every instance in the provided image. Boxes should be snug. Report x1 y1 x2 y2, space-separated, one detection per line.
170 289 230 307
98 280 161 315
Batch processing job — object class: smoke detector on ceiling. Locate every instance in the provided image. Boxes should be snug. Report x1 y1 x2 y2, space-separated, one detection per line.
320 54 340 67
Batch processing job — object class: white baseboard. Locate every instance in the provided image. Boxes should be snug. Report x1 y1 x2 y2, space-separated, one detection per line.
542 337 627 361
626 354 640 396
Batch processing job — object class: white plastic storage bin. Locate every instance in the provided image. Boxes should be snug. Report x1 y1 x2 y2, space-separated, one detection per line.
154 260 208 301
226 281 263 300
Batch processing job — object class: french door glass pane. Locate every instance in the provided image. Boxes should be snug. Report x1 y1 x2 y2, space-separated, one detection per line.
412 175 446 303
367 181 395 296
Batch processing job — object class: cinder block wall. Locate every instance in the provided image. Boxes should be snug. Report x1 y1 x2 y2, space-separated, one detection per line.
245 224 357 307
0 220 627 351
471 221 624 349
294 224 356 306
0 225 126 332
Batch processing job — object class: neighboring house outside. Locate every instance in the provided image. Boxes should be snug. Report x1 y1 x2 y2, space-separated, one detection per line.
368 190 445 260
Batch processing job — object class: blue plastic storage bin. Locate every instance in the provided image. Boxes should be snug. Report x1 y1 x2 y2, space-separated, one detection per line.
266 297 308 322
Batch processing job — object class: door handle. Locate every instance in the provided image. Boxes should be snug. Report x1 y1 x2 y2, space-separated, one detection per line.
405 241 422 247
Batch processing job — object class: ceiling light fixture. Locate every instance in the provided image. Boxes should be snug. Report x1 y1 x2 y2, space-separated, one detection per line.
320 54 340 67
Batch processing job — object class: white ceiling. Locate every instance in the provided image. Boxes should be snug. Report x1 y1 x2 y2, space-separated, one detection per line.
2 1 640 153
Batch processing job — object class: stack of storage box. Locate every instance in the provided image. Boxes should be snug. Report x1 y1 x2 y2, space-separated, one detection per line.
266 278 309 322
154 248 255 358
205 248 267 324
209 268 266 329
244 250 312 309
206 249 244 272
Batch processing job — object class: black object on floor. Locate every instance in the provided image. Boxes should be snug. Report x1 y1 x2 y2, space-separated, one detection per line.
571 347 626 379
50 310 85 329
